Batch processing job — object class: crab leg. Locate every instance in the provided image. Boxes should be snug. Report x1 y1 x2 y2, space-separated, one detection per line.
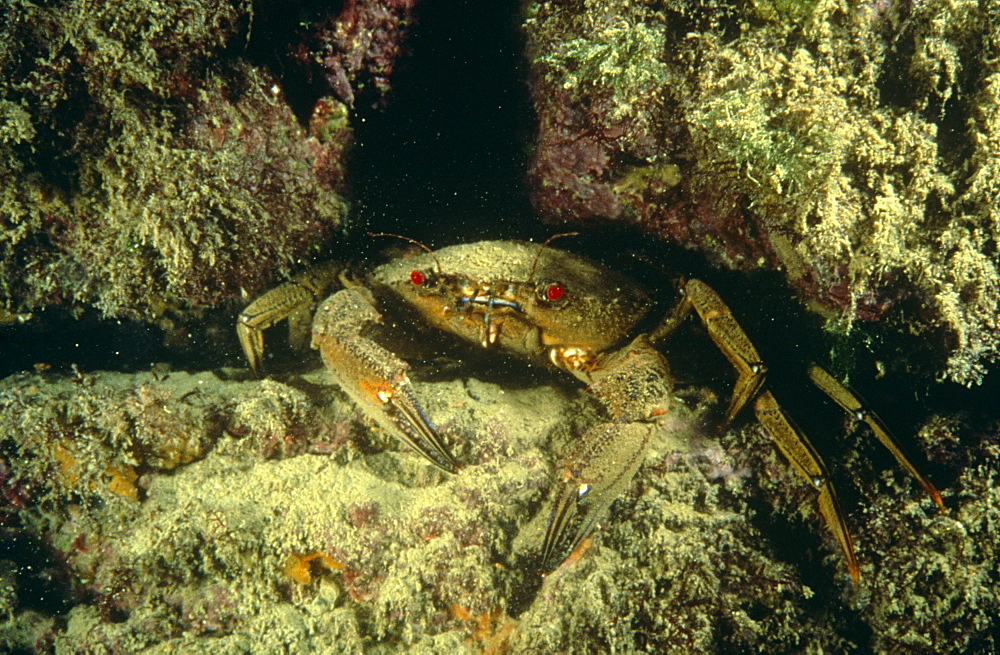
753 389 859 581
238 263 342 376
540 335 670 571
653 279 766 428
658 279 862 580
311 287 460 474
807 365 943 510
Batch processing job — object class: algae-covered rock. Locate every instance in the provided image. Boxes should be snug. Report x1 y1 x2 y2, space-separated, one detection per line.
0 360 996 653
524 0 1000 386
0 0 353 321
1 1 997 652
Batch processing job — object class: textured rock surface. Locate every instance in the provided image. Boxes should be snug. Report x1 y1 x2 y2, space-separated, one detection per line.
524 0 1000 386
1 2 997 651
0 0 369 321
0 360 995 653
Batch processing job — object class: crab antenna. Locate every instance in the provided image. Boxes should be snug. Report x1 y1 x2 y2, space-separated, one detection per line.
368 232 441 272
529 232 579 282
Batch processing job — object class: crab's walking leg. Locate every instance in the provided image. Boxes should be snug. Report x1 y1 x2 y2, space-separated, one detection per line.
540 335 670 571
754 390 859 581
653 279 766 428
238 263 342 376
311 287 460 474
807 365 944 510
658 279 861 580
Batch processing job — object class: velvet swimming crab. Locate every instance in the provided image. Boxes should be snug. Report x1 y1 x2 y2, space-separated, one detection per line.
237 238 942 580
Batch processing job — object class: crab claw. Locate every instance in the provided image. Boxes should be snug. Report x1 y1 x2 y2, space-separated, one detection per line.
540 336 670 571
540 422 652 571
311 287 459 474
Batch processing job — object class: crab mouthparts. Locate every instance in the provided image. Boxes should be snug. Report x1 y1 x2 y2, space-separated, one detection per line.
455 295 521 312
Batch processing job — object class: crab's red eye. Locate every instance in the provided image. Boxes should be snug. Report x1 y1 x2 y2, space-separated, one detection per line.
410 270 425 285
545 283 565 301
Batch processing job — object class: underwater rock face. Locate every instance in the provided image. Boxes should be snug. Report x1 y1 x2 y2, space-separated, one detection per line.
0 1 997 648
0 1 358 322
524 0 1000 386
290 0 419 108
0 365 996 653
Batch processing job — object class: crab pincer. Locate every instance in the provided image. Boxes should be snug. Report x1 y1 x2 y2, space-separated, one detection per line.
311 286 460 473
540 335 671 571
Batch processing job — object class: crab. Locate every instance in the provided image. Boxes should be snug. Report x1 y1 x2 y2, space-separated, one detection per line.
237 238 943 581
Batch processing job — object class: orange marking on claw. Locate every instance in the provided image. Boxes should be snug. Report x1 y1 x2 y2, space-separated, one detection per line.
562 536 593 568
359 379 393 404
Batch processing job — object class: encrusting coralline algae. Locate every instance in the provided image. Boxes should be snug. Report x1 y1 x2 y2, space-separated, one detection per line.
1 363 998 652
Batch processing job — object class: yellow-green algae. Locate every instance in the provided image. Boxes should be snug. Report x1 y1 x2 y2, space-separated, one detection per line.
0 360 995 652
525 0 1000 386
0 0 998 651
0 0 348 321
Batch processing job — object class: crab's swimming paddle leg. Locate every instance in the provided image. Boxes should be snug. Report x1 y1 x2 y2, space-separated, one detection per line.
808 365 943 510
